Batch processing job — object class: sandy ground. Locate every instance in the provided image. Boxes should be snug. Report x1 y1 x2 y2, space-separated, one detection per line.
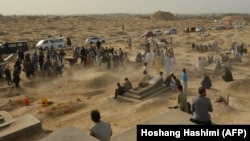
0 15 250 140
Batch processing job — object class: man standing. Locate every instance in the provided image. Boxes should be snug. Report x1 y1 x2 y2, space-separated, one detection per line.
127 37 132 51
181 68 188 91
196 56 204 78
142 62 148 74
13 66 21 88
213 57 221 78
154 54 163 75
4 64 13 85
190 86 213 125
163 53 171 76
90 109 112 141
170 55 176 74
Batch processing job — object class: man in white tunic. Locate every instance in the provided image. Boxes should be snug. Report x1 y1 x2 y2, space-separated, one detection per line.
164 54 171 77
170 55 176 74
196 56 204 78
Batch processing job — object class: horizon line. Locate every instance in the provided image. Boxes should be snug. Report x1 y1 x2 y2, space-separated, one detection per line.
1 12 250 16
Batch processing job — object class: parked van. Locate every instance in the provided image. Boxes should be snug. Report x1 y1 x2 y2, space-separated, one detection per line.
0 41 29 54
35 37 66 50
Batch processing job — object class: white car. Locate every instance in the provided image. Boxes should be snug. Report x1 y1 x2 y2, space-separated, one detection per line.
234 24 245 29
195 27 205 32
164 28 177 35
153 29 162 35
35 37 65 50
85 37 105 44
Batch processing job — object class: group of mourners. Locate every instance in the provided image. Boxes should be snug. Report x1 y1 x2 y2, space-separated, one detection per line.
192 42 219 53
71 43 128 70
115 39 240 126
1 45 66 88
230 41 247 62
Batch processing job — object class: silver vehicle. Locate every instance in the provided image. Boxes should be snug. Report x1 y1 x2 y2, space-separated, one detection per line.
85 37 105 44
35 37 66 50
195 27 206 32
153 29 162 36
164 28 177 35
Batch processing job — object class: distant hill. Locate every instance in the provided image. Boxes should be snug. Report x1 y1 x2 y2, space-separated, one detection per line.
150 11 176 21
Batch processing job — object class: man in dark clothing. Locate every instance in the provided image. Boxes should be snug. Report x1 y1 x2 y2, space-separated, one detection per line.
42 58 51 76
190 86 213 125
14 58 22 74
39 50 45 70
17 47 24 61
222 67 233 82
164 74 172 87
13 66 21 88
201 72 212 89
135 52 142 63
4 65 13 85
96 40 101 49
66 37 72 46
114 83 124 99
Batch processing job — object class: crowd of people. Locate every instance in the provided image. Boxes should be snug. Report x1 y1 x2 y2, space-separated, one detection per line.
71 43 128 70
0 34 246 141
112 39 242 127
86 34 245 141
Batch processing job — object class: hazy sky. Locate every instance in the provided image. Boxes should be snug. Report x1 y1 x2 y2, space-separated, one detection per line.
0 0 249 15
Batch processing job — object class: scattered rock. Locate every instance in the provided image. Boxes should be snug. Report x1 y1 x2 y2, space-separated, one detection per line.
215 96 223 102
44 129 53 134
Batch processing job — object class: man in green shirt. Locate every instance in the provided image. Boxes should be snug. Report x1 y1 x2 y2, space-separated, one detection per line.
177 85 190 113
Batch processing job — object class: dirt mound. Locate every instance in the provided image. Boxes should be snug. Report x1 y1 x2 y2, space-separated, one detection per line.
228 97 250 112
85 72 119 89
221 79 250 111
44 100 86 117
150 11 176 21
221 16 244 23
0 87 26 97
224 79 250 95
0 96 36 111
83 89 106 96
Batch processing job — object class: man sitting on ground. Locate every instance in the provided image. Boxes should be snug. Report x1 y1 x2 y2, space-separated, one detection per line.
201 72 212 89
190 86 213 125
138 70 152 87
164 74 172 87
90 109 112 141
135 52 143 63
114 82 124 99
222 67 233 82
123 77 133 92
170 74 181 91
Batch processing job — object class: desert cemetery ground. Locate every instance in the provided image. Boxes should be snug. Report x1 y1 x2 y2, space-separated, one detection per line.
0 12 250 140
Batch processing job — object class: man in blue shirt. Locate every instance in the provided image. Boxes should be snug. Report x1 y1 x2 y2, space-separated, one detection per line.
181 68 188 91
